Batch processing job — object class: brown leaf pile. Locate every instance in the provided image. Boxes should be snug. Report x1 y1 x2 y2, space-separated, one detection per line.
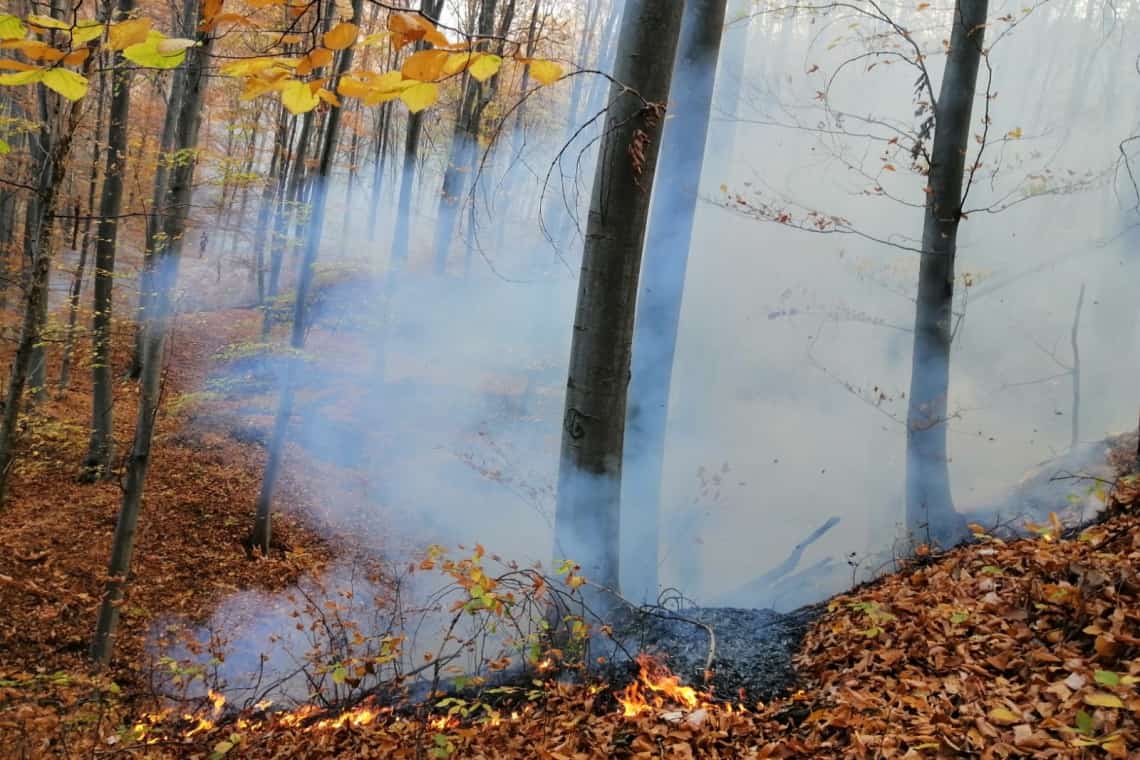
85 510 1137 759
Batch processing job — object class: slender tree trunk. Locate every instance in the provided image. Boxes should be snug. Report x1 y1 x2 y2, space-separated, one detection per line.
131 0 196 379
552 0 683 614
253 0 363 556
252 106 289 305
92 19 214 666
1069 282 1084 450
59 69 108 392
904 0 988 548
81 0 135 481
0 61 92 505
621 0 728 604
392 0 447 266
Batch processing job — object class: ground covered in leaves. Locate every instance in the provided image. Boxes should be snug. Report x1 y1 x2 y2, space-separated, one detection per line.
0 307 333 756
2 303 1139 758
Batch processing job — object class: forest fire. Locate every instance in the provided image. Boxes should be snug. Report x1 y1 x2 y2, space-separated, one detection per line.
616 654 704 718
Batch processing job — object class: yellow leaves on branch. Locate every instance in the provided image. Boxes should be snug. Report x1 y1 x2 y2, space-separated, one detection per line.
0 11 198 103
518 58 564 86
322 22 358 51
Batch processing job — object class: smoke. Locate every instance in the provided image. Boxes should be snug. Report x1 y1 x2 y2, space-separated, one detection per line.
157 0 1140 698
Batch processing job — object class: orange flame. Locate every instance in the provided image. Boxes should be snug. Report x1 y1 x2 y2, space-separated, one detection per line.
616 654 703 718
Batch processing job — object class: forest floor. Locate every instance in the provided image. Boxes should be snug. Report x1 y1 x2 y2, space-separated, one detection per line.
1 301 1139 758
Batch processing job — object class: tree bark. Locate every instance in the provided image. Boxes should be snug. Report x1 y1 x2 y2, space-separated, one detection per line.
904 0 988 548
130 0 196 379
92 15 214 666
252 0 364 556
0 56 92 506
81 0 135 481
391 0 447 267
621 0 728 604
59 67 109 392
552 0 683 614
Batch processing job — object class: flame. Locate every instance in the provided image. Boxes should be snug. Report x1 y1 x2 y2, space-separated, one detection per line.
616 655 704 718
208 689 226 718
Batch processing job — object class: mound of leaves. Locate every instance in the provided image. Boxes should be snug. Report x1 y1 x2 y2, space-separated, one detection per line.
791 511 1140 757
80 501 1136 758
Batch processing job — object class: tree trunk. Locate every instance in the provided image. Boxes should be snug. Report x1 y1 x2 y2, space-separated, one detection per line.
552 0 683 614
92 17 214 666
392 0 447 267
130 0 196 379
59 67 108 393
252 105 290 306
252 0 364 556
0 62 91 505
621 0 728 604
81 0 135 482
904 0 988 549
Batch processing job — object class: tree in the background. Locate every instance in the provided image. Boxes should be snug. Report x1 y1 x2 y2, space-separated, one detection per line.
252 0 365 557
904 0 989 548
80 0 137 482
93 6 215 665
621 0 730 604
552 0 684 613
391 0 447 267
431 0 515 275
0 17 98 506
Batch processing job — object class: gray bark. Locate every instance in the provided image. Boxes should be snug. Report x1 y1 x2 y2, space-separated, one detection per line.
81 0 135 481
904 0 989 548
552 0 683 614
622 0 729 604
92 15 214 666
131 0 196 379
252 0 364 556
0 58 92 505
392 0 447 266
432 0 503 275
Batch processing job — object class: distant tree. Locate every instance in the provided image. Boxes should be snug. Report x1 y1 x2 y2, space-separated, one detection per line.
252 0 365 557
552 0 684 613
80 0 136 482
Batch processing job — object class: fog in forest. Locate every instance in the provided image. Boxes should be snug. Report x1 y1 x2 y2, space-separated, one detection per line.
162 0 1140 698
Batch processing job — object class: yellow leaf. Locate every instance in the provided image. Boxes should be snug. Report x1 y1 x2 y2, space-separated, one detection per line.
155 37 197 56
71 21 105 44
467 53 501 82
987 707 1020 725
42 67 88 100
123 31 187 69
5 40 66 62
317 88 339 106
360 31 390 47
308 47 333 68
337 75 370 99
240 74 285 100
1007 127 1023 139
0 68 45 85
399 81 437 113
0 138 9 155
402 49 447 81
220 56 277 77
1084 692 1125 709
26 14 72 32
917 2 930 8
281 78 319 114
323 21 357 50
389 12 450 49
443 52 472 76
0 59 39 71
0 14 27 41
63 48 90 65
526 58 563 86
